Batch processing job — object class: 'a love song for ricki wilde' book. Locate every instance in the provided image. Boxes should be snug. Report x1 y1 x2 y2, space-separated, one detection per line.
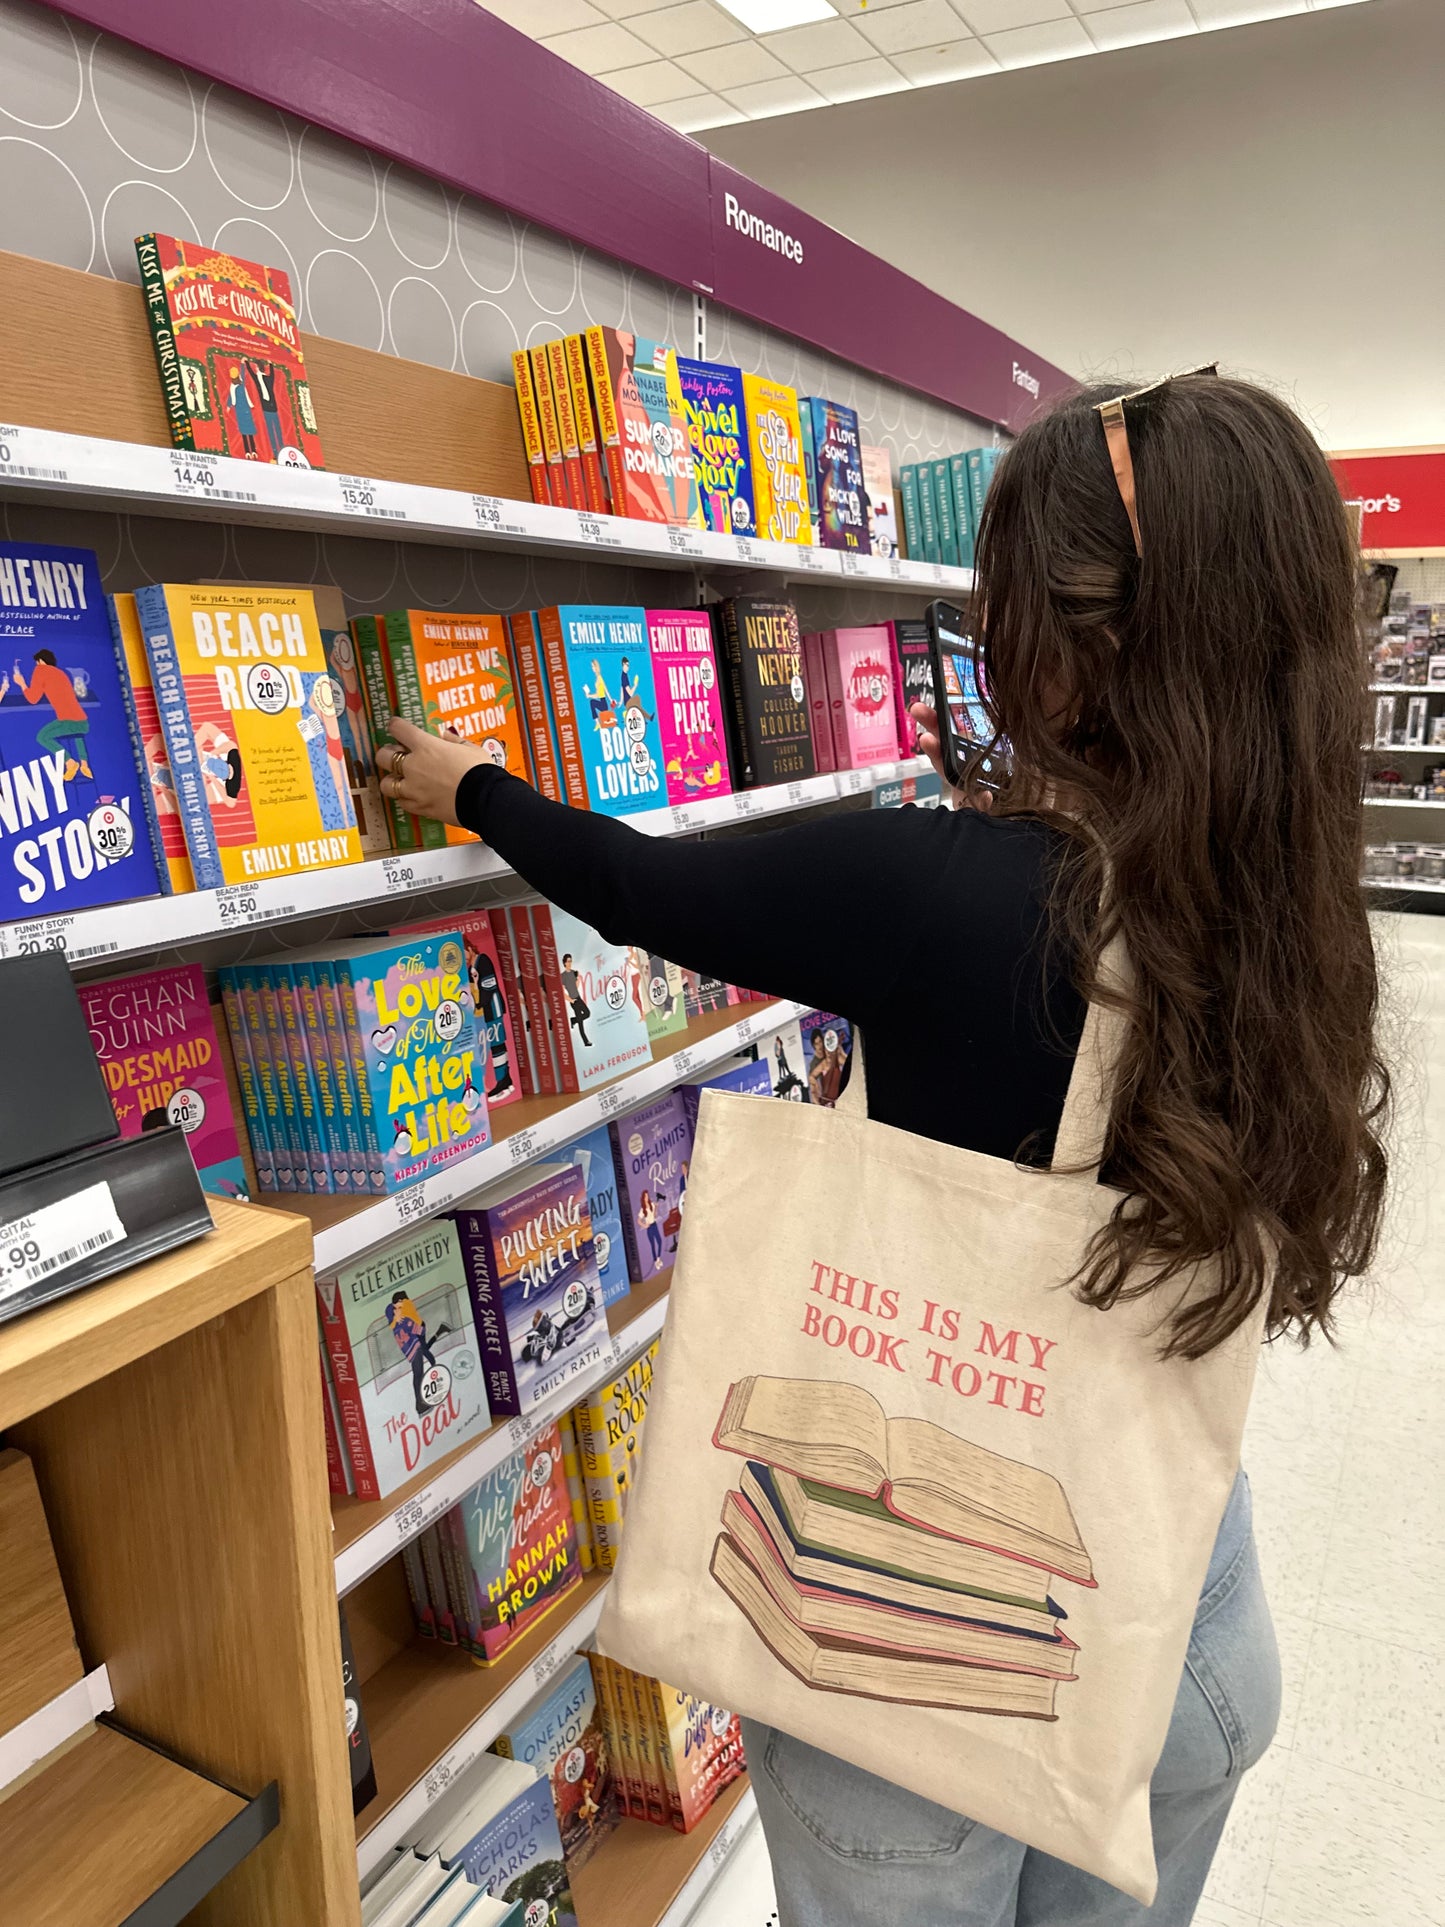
135 233 325 466
492 1654 621 1870
133 583 362 891
536 606 667 817
741 373 812 545
318 1219 492 1502
453 1422 582 1663
80 962 248 1199
676 357 755 537
711 596 815 790
647 608 732 806
584 328 701 527
0 543 162 921
801 398 868 553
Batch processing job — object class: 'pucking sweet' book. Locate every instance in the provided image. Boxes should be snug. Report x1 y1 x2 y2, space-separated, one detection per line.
647 608 732 806
676 357 755 537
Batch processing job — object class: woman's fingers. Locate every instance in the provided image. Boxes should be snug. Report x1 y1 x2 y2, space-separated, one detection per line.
376 716 484 827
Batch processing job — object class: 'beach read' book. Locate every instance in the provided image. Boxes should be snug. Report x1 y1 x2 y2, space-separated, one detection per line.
801 398 867 553
711 596 814 789
531 903 653 1092
318 1220 491 1502
453 1423 581 1663
81 963 248 1200
0 543 161 920
610 1091 693 1286
583 328 699 526
492 1655 621 1870
676 357 755 537
861 445 898 560
741 373 812 545
133 583 362 891
819 627 901 769
135 233 323 466
647 608 732 806
536 606 666 817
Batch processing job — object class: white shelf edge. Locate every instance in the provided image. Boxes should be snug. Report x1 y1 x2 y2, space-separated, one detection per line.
0 1664 114 1795
1369 683 1445 693
0 759 931 966
354 1581 610 1882
661 1785 760 1927
1363 875 1445 893
1362 795 1445 808
0 422 972 595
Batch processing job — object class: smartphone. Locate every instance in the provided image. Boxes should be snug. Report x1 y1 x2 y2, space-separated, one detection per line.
925 600 1006 791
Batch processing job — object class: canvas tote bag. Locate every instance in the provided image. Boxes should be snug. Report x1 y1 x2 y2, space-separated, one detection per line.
596 954 1266 1903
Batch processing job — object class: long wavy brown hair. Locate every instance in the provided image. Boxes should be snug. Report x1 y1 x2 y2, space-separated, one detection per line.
973 373 1389 1357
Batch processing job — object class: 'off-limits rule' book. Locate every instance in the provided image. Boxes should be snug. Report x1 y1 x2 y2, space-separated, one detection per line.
534 605 667 817
710 596 816 790
675 357 756 537
647 608 733 806
0 542 162 921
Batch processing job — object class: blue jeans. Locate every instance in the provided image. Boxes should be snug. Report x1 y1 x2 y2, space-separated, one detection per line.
745 1471 1279 1926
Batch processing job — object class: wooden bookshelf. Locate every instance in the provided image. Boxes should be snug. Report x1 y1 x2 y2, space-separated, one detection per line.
570 1776 753 1927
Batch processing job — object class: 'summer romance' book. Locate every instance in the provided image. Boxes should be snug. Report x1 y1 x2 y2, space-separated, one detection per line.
454 1162 608 1418
81 962 248 1198
575 1342 659 1568
318 1220 491 1502
536 606 666 817
108 592 194 894
511 348 550 507
584 328 700 527
675 358 755 537
563 1124 629 1311
133 583 362 891
646 608 732 806
492 1655 622 1870
711 596 815 789
819 627 900 769
530 903 653 1091
397 911 521 1112
610 1091 693 1286
741 374 812 545
801 398 867 553
135 234 324 466
0 543 161 919
861 446 898 560
452 1422 582 1664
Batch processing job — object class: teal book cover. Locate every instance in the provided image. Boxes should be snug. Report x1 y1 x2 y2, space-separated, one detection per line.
948 453 976 569
545 606 667 819
932 458 960 568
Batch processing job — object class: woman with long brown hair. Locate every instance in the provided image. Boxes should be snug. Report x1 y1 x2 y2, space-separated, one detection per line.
377 371 1387 1923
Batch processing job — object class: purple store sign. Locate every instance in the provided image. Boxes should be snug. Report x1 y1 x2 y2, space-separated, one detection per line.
43 0 1071 431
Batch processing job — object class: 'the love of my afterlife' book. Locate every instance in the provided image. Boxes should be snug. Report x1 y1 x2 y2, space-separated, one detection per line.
453 1422 582 1664
318 1219 491 1501
0 543 161 920
647 608 732 806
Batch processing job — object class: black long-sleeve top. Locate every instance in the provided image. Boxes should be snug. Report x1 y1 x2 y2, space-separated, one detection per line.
455 767 1087 1165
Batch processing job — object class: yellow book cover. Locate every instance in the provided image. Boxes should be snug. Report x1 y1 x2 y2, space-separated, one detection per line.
133 582 362 891
742 372 812 545
559 1406 595 1571
576 1340 659 1568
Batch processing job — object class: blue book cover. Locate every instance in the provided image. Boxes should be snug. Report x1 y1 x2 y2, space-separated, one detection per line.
681 1054 772 1134
0 542 161 919
802 399 867 553
564 1123 629 1310
547 606 667 819
455 1776 577 1926
676 357 756 537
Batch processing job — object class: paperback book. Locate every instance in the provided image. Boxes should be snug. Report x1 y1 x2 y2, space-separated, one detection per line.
562 1124 629 1310
453 1423 582 1663
507 611 564 806
932 458 960 568
575 1342 659 1568
761 1017 810 1102
647 608 732 805
536 605 666 817
861 446 898 560
108 592 194 893
898 465 924 563
397 911 520 1111
630 947 687 1046
583 328 699 526
741 374 812 545
649 1682 746 1833
562 333 610 515
888 618 934 756
531 903 653 1091
798 1010 853 1108
820 627 900 769
511 348 550 507
492 1655 621 1870
675 357 755 537
711 596 815 789
454 1775 578 1927
610 1091 693 1285
312 585 391 855
948 452 976 570
530 343 571 509
801 398 867 553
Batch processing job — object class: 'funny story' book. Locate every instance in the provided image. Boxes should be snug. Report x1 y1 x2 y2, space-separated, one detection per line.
647 608 732 806
0 543 162 921
536 606 666 817
676 357 755 537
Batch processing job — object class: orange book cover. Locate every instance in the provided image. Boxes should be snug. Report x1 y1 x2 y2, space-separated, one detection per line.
511 348 551 506
564 332 610 515
547 337 589 512
534 607 591 810
507 611 564 804
530 343 572 508
584 325 627 514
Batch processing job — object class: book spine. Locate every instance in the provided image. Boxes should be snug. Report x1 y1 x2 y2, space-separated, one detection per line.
511 347 552 507
334 962 387 1193
949 451 975 570
968 448 985 533
279 964 331 1193
134 234 193 450
800 400 819 539
318 1342 349 1497
821 633 852 769
534 609 591 809
511 906 559 1096
132 584 226 891
558 1408 594 1571
258 965 308 1191
218 967 274 1193
507 611 564 803
294 961 343 1192
438 1507 481 1655
237 965 293 1191
626 1666 669 1827
401 1538 435 1638
382 615 447 851
530 342 572 508
530 905 580 1093
714 602 757 791
585 326 629 516
351 616 414 851
316 1287 382 1502
597 1658 646 1821
491 904 538 1100
575 1396 622 1569
898 465 921 563
547 337 589 512
917 462 940 563
608 1118 646 1286
419 1525 460 1645
314 961 369 1194
105 595 172 896
647 1677 686 1831
564 332 610 514
932 459 959 568
885 624 911 761
455 1212 521 1418
800 631 835 776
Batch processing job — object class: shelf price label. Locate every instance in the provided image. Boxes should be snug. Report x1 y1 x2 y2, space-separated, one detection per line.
734 537 758 564
335 474 407 521
422 1757 459 1806
0 913 75 959
0 1181 125 1306
0 424 70 484
471 493 526 537
671 1046 697 1078
532 1643 564 1690
795 544 824 572
392 1484 436 1546
841 768 871 796
394 1184 431 1228
595 1083 625 1118
840 551 864 577
732 790 760 818
215 883 295 929
785 782 807 807
734 1014 756 1045
888 558 904 580
507 1127 539 1168
931 562 946 585
670 803 702 834
665 526 704 559
575 514 622 549
507 1413 535 1450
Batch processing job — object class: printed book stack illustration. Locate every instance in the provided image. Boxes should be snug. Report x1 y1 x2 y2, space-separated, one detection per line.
710 1375 1094 1718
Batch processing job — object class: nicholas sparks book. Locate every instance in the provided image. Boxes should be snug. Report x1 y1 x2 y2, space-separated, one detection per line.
455 1162 607 1418
741 374 812 546
610 1091 693 1286
135 233 324 466
676 357 755 537
537 606 666 818
801 398 867 553
492 1655 621 1870
647 609 732 806
81 962 248 1198
0 544 161 920
584 328 700 527
711 596 815 790
456 1773 578 1927
108 592 193 894
453 1422 581 1664
133 583 362 891
531 903 653 1092
318 1219 491 1502
820 627 900 769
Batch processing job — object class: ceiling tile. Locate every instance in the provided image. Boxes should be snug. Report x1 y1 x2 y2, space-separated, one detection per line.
1189 0 1305 20
627 1 749 55
539 20 656 70
655 89 748 127
855 0 976 54
1080 0 1195 46
675 36 791 84
477 0 605 33
984 15 1094 63
891 35 1000 78
808 55 914 99
723 73 830 115
603 57 710 101
589 0 694 14
953 0 1070 31
758 17 875 67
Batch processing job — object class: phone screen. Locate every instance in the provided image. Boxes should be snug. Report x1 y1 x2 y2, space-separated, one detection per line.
926 601 1007 791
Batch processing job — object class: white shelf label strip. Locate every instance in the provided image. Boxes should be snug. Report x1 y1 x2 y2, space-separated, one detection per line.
0 1664 114 1795
661 1786 760 1927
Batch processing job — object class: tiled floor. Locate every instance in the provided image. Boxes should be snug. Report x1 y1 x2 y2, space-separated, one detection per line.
696 912 1445 1927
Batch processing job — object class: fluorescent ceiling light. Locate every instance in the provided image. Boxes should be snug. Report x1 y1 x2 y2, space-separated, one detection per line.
715 0 838 31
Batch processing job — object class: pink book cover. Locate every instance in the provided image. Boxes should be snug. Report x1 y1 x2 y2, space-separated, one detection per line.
647 608 733 805
822 627 900 770
800 631 835 775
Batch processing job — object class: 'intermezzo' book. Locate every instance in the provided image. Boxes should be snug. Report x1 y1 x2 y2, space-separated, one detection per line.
453 1422 582 1663
676 358 755 537
820 627 900 769
647 609 732 806
0 543 161 920
584 328 699 527
801 398 867 553
318 1220 491 1502
133 583 362 891
741 373 812 545
712 596 815 790
537 605 666 817
81 963 248 1199
610 1091 693 1286
135 233 324 466
492 1655 621 1869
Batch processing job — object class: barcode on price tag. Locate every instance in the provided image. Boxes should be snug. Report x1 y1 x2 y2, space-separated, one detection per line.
0 1182 125 1304
393 1487 434 1544
0 426 69 483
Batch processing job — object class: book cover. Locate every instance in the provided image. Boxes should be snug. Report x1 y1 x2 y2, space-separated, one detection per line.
589 1657 643 1821
916 461 940 562
311 585 391 855
507 611 564 805
679 1056 772 1134
133 583 362 891
713 596 815 789
861 446 897 560
547 338 589 513
532 904 653 1092
889 619 934 756
335 930 491 1193
610 1091 693 1285
798 403 818 539
575 1342 659 1568
558 1409 594 1571
217 966 272 1190
134 233 323 465
932 458 960 568
454 1162 607 1417
821 628 900 769
562 1123 630 1310
538 606 666 817
339 1602 378 1817
310 956 370 1194
762 1016 810 1103
968 446 1003 531
81 963 248 1198
0 544 162 919
319 1333 351 1495
898 464 923 562
274 961 331 1194
455 1775 578 1927
350 613 415 851
583 328 698 526
800 631 835 777
398 911 519 1112
646 608 732 805
629 947 687 1047
948 452 976 570
681 967 731 1020
562 333 610 515
530 342 572 509
318 1220 491 1502
108 591 194 894
492 1655 621 1870
493 904 538 1100
675 357 755 537
232 963 291 1190
453 1423 582 1664
511 348 551 507
797 1010 853 1107
741 373 812 545
802 398 867 553
510 904 560 1096
651 1684 746 1834
625 1665 669 1826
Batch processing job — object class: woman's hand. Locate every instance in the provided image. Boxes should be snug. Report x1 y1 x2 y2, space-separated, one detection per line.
374 716 484 828
908 702 991 813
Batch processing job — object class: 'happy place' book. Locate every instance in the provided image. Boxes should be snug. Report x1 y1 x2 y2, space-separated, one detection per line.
536 606 666 817
453 1423 582 1663
676 357 755 537
647 608 733 806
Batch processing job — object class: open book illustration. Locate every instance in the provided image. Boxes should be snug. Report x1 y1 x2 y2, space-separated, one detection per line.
710 1375 1094 1719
